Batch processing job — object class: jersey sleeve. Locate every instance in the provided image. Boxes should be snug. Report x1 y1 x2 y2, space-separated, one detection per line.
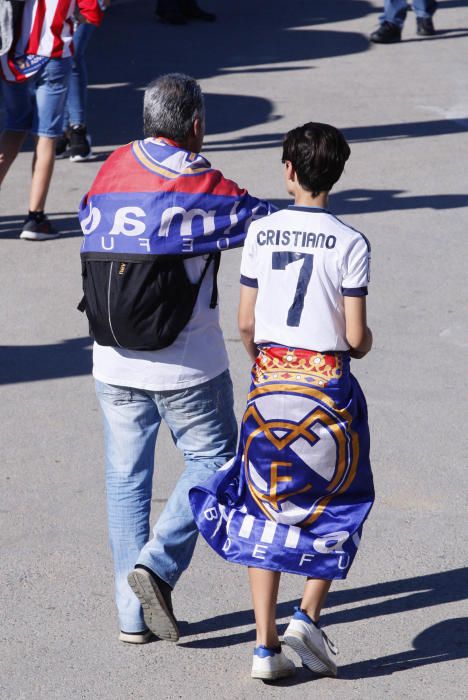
77 0 104 25
342 235 370 296
240 226 258 287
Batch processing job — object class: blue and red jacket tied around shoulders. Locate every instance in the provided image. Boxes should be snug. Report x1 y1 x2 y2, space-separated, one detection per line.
79 137 274 259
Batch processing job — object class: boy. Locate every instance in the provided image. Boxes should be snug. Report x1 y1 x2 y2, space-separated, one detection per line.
190 123 374 681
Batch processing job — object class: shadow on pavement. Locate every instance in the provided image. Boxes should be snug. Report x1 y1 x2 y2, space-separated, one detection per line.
339 617 467 679
321 567 468 624
440 0 468 7
0 337 92 385
85 0 372 146
269 188 468 215
0 213 81 239
331 189 468 215
401 29 468 42
179 567 468 675
202 118 468 153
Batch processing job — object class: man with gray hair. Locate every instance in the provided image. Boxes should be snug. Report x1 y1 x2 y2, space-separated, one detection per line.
79 73 273 644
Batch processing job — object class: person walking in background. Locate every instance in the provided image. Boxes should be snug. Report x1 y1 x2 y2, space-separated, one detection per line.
0 0 103 240
190 123 375 681
56 0 109 162
370 1 437 43
78 73 274 644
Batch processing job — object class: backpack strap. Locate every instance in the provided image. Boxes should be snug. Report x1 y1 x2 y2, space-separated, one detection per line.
209 252 221 309
192 252 221 309
196 253 214 288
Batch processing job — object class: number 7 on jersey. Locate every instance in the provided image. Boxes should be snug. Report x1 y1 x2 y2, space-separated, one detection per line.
272 252 314 327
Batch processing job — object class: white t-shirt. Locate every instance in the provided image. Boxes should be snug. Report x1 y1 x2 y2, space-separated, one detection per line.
93 256 228 391
240 206 370 352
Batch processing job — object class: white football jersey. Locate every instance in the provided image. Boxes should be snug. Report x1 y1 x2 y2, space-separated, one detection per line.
240 206 370 352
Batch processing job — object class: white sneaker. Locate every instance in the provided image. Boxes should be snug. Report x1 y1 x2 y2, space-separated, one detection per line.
118 630 154 644
283 610 338 677
251 645 296 681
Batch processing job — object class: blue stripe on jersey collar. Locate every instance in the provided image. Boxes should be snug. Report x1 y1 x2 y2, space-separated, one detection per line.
287 205 331 214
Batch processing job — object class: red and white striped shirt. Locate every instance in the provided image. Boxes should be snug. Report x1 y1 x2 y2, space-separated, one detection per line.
1 0 103 82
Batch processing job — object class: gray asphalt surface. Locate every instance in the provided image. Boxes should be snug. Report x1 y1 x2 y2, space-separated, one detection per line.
1 1 467 698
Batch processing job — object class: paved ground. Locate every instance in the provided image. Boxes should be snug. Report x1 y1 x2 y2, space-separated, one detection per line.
1 1 468 698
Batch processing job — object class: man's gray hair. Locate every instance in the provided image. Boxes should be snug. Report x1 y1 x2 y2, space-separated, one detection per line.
143 73 204 142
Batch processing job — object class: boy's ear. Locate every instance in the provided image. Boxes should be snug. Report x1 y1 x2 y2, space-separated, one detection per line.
284 160 296 182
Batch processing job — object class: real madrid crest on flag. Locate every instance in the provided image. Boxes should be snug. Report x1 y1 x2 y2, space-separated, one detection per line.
190 346 374 580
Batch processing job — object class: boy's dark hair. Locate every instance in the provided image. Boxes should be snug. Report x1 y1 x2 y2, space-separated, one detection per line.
282 122 350 197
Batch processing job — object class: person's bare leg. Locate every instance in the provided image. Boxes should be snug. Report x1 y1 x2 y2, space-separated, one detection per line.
31 140 37 176
0 130 27 185
248 567 281 647
29 135 56 211
300 578 332 622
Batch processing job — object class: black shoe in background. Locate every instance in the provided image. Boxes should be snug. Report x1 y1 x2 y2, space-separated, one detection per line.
370 21 402 43
69 124 96 162
55 130 70 159
19 213 60 241
416 17 435 36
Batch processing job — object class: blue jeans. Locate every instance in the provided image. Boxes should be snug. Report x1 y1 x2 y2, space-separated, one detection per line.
64 22 96 127
1 57 72 137
95 370 238 633
381 0 437 27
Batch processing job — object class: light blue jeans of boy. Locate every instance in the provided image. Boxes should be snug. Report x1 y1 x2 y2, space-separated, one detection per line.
380 0 437 28
95 370 238 633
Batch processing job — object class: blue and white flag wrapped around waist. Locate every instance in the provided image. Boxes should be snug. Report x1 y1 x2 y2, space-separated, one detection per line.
190 345 374 579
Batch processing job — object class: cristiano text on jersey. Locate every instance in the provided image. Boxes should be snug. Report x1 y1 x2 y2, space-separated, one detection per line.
257 229 337 249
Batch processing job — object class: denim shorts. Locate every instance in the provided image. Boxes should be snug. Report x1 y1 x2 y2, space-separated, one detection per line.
1 57 72 137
